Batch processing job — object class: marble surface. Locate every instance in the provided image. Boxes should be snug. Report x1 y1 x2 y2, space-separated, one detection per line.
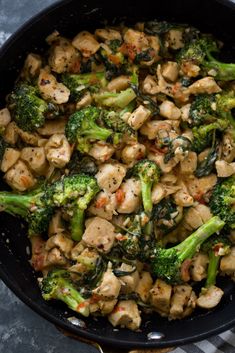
0 3 95 352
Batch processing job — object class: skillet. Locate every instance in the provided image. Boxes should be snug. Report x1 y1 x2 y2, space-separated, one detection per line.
0 0 235 349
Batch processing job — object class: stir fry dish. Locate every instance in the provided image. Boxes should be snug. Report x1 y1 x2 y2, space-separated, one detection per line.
0 20 235 331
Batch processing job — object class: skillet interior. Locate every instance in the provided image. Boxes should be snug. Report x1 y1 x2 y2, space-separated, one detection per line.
0 0 235 348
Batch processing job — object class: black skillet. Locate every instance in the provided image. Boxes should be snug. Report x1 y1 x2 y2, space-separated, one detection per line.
0 0 235 350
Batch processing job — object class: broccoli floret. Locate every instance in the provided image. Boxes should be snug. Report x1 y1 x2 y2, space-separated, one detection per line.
151 216 225 284
65 106 114 153
93 87 136 109
129 160 161 214
202 235 231 288
192 119 228 153
41 269 89 316
190 92 235 131
210 176 235 230
61 72 107 101
164 136 191 163
0 185 54 236
102 111 136 138
178 36 235 81
8 83 48 132
50 174 100 241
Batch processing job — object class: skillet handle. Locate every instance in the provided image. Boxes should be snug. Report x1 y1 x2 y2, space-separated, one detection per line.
56 327 174 353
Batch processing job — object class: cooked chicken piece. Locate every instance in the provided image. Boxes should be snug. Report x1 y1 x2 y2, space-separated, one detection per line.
88 191 117 220
21 147 48 174
90 299 118 316
72 31 100 57
118 263 140 294
135 271 153 302
46 247 67 266
30 236 47 271
107 75 130 92
22 53 42 77
88 141 115 162
76 92 93 110
220 247 235 274
173 181 194 207
124 29 149 52
151 183 180 204
48 37 79 73
160 173 178 185
127 105 151 130
184 204 212 230
0 108 11 128
186 77 221 95
4 160 36 191
45 134 71 168
121 143 146 165
82 217 116 253
1 148 20 172
169 284 196 320
140 120 172 140
37 118 67 136
93 267 121 299
95 28 122 41
70 241 86 261
16 126 40 146
142 75 159 95
48 211 65 237
148 153 178 173
185 174 217 200
222 132 235 163
180 152 197 174
4 122 18 144
147 35 161 54
180 103 191 122
165 29 184 49
45 233 74 258
197 285 224 309
96 162 126 193
159 100 181 120
191 253 209 281
180 62 200 78
108 300 141 330
150 279 172 316
117 178 141 214
162 61 179 82
38 68 70 104
215 160 235 178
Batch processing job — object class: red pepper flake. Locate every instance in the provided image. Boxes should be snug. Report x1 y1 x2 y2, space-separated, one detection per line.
180 259 192 282
115 189 125 204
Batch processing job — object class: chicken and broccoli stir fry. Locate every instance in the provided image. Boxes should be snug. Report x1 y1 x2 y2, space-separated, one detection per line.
0 20 235 331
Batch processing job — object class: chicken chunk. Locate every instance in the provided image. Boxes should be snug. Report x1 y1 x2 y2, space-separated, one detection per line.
140 120 173 140
37 118 67 136
124 29 149 52
180 152 197 174
21 147 47 174
121 143 146 165
45 134 71 168
76 92 93 110
165 29 184 50
16 126 40 146
185 174 217 200
215 160 235 178
108 300 141 330
150 279 172 316
89 298 118 315
220 247 235 275
197 285 224 309
38 68 70 104
48 211 65 237
4 160 36 191
72 31 100 57
162 61 179 82
118 263 140 294
135 271 153 302
117 178 141 214
93 267 121 299
191 253 209 282
151 183 180 204
169 284 197 320
0 108 11 128
184 204 212 231
46 247 67 266
159 100 181 120
95 163 126 193
82 217 116 253
95 28 122 41
1 148 20 172
187 77 221 95
22 53 42 77
48 37 79 73
4 122 18 145
45 233 74 258
88 191 117 220
127 105 151 130
88 141 115 162
142 75 159 95
107 75 130 92
222 132 235 163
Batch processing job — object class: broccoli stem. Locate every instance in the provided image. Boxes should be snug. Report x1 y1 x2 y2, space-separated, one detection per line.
71 208 85 241
141 181 153 214
176 216 225 261
204 55 235 81
85 124 113 141
206 250 220 288
0 192 33 217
